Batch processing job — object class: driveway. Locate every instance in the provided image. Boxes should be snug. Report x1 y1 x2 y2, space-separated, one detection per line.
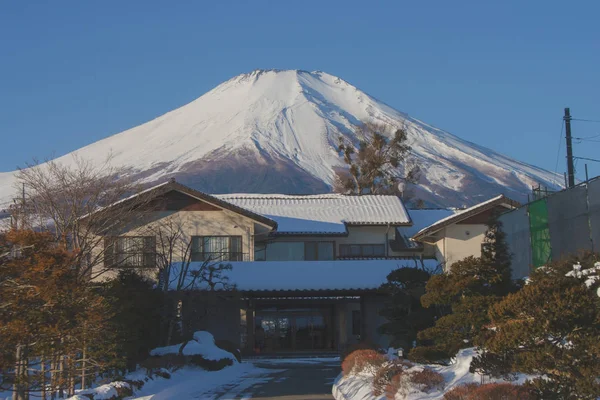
211 357 340 400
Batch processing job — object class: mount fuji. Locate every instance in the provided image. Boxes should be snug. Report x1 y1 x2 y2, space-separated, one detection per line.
0 69 560 207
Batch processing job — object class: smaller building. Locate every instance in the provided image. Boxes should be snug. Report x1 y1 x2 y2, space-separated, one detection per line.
411 195 520 271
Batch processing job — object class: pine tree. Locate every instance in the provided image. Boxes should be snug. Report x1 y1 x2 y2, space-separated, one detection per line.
378 267 435 350
475 252 600 399
103 270 166 371
335 122 419 196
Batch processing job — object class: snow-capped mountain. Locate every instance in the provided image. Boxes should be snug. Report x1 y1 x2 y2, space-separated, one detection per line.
0 69 560 208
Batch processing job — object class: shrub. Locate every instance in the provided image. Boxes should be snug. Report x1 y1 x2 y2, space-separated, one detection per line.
372 361 406 396
409 367 444 393
113 382 134 399
383 367 445 399
408 346 450 364
189 355 234 371
443 383 479 400
123 379 146 390
215 339 242 362
140 354 186 374
341 349 386 376
443 382 535 400
340 342 377 362
153 370 171 379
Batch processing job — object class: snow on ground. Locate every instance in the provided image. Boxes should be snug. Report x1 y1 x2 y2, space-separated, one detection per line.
150 331 237 362
128 362 273 400
333 348 532 400
250 357 340 365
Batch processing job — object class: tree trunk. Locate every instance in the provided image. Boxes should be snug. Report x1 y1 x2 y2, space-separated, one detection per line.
41 354 46 400
58 356 64 399
12 344 23 400
68 356 75 397
49 355 56 400
81 344 86 390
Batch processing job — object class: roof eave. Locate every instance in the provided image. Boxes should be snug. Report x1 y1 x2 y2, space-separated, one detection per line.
411 195 521 242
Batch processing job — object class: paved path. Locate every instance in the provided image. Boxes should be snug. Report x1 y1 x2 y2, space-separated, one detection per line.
210 358 339 400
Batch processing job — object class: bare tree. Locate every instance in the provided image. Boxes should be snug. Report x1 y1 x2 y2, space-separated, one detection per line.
335 122 420 196
14 155 150 280
141 215 237 344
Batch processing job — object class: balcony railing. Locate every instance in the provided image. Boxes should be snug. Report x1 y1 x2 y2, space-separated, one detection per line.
191 252 249 262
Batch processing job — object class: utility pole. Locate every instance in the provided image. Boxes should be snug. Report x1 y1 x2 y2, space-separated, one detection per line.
564 107 575 188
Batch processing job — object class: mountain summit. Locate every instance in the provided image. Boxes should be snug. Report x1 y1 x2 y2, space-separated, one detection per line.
0 69 559 207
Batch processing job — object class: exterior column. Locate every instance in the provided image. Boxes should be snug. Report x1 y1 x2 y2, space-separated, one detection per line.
360 295 368 342
246 304 255 353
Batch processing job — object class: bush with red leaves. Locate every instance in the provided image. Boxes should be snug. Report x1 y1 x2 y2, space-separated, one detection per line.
381 366 444 399
443 382 536 400
341 349 386 376
410 367 445 393
372 361 406 396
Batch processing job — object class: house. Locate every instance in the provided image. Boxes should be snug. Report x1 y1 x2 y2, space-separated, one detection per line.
84 179 437 353
411 195 520 271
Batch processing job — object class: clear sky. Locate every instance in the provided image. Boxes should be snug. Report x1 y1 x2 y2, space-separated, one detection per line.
1 1 599 182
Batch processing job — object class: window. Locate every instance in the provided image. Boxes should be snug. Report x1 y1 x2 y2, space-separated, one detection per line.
264 242 305 261
304 242 334 261
264 241 335 261
339 244 386 258
105 236 156 268
191 236 243 261
254 243 266 261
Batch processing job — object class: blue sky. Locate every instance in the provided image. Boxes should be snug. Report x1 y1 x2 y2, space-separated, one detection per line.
1 1 599 182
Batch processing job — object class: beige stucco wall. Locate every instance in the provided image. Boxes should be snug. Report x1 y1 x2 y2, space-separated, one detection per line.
431 224 488 270
92 207 262 281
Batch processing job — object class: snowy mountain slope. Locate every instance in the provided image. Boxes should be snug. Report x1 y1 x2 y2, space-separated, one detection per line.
0 69 560 208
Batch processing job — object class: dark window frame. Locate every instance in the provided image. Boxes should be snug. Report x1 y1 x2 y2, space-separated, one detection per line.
304 241 335 261
191 235 244 262
261 240 336 261
104 236 156 269
339 243 386 258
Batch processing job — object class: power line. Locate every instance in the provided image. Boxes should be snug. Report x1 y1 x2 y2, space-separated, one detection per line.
572 118 600 123
573 133 600 141
574 138 600 143
573 156 600 163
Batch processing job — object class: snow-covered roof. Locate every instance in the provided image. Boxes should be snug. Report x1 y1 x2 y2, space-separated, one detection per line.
403 209 457 238
214 193 411 234
78 180 277 228
391 208 457 250
412 195 520 240
169 259 440 292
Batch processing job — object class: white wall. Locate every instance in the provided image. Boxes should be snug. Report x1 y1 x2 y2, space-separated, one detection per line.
432 224 488 269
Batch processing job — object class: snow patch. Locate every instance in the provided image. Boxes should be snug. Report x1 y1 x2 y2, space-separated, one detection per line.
332 348 533 400
150 331 237 362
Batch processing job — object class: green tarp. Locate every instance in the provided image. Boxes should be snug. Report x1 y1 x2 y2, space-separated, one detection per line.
529 199 552 268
